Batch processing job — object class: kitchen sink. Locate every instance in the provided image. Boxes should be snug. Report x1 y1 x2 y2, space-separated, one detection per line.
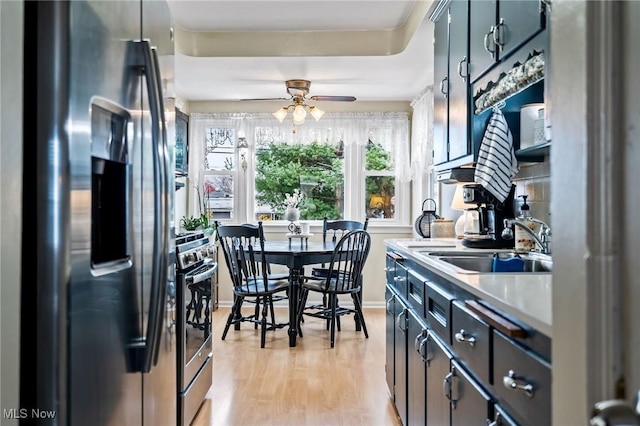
418 251 552 274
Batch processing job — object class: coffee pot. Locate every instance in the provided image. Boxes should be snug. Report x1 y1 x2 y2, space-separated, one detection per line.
463 203 495 240
460 183 516 249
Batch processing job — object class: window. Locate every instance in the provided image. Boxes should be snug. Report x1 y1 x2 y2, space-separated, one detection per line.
190 112 410 226
254 133 345 221
202 127 236 219
364 138 395 220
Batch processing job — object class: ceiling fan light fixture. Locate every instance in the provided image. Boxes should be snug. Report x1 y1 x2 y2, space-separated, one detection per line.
272 107 288 123
292 115 306 125
309 106 325 121
293 104 307 121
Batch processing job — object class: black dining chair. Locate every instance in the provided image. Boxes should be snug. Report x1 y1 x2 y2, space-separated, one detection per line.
296 229 371 348
310 217 369 278
304 217 369 330
215 221 289 348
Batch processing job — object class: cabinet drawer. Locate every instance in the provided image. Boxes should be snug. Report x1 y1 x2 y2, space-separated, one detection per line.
425 279 454 345
407 270 426 317
385 252 399 284
451 301 491 386
385 252 408 298
492 330 551 426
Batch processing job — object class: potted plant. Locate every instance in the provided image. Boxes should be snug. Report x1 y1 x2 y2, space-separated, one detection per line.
180 215 201 232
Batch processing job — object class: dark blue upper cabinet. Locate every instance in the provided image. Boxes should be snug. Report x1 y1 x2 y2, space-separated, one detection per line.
469 0 546 84
447 0 471 163
469 0 498 82
433 14 449 166
431 0 547 172
432 0 471 169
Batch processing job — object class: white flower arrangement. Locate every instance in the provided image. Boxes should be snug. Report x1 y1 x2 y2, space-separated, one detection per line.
284 188 304 209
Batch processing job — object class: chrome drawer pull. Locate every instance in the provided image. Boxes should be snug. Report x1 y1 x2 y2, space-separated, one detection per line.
503 370 535 397
454 329 476 347
486 411 503 426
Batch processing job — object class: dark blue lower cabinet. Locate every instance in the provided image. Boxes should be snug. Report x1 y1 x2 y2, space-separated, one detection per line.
449 359 492 425
407 310 427 425
425 330 452 426
394 297 408 425
385 286 395 398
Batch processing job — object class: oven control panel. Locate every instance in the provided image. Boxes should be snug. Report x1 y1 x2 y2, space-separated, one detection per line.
177 244 216 270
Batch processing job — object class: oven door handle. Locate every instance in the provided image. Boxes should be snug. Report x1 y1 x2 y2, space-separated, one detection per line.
187 263 218 284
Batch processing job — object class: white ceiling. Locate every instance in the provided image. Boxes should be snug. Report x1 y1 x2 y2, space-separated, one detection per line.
167 0 435 103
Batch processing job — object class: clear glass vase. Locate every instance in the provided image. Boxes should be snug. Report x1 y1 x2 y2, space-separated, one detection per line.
285 207 300 222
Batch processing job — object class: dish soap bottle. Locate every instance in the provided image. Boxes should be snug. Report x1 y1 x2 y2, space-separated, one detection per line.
515 195 538 252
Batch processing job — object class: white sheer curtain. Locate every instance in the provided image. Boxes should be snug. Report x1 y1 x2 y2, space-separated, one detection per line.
190 111 410 180
410 86 435 231
410 85 434 182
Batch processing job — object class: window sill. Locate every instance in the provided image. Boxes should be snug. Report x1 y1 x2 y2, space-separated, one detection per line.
259 221 412 235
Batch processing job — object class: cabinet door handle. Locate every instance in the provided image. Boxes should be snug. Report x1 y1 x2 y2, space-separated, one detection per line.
454 329 476 347
484 27 496 56
395 309 406 332
414 332 422 352
393 276 405 283
384 266 395 273
503 369 535 397
457 56 468 81
493 18 506 52
385 296 394 314
443 370 459 409
422 333 433 366
444 371 452 400
440 76 449 97
539 0 551 13
591 400 640 425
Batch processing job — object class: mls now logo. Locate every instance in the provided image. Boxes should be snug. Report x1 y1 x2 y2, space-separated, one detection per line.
3 408 56 419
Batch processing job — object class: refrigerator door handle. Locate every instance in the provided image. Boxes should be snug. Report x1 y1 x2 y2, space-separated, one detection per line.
137 40 169 373
150 45 171 368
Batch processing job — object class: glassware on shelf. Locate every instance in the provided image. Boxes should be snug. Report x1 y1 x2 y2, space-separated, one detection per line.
474 51 546 114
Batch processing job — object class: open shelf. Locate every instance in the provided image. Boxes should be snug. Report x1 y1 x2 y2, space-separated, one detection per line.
515 141 550 163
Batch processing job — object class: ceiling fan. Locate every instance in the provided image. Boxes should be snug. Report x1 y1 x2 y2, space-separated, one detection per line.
241 79 356 126
241 79 357 103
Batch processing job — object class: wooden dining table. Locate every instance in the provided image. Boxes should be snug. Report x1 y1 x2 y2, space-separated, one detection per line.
257 239 338 347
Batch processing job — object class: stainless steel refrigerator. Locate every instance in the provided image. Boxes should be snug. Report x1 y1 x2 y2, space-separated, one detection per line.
20 1 176 424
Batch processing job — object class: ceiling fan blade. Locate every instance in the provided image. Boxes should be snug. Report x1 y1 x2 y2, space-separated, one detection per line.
309 95 357 102
239 97 290 101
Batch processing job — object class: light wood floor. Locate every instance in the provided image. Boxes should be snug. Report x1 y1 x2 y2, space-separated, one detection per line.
191 306 402 426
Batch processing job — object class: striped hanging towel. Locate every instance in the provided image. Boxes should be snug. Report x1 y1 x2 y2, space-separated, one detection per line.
474 110 519 202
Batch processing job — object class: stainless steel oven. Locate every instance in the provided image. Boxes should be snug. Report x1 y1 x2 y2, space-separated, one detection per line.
175 231 217 425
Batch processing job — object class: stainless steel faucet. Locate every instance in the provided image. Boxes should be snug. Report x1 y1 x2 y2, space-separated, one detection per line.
502 218 552 254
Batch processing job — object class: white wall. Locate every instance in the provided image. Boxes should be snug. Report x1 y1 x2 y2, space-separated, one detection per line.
0 1 23 423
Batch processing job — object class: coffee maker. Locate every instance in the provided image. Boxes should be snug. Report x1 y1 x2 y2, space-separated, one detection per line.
460 184 516 249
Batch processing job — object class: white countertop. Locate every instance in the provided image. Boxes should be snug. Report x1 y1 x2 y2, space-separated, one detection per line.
386 238 552 339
